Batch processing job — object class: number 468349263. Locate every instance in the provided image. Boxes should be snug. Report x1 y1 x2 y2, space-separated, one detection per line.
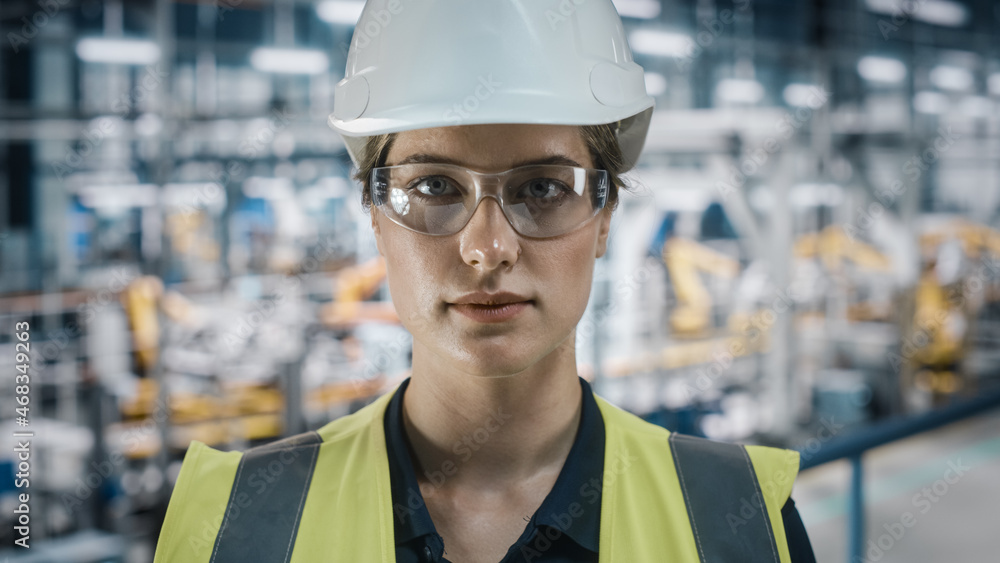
14 321 30 419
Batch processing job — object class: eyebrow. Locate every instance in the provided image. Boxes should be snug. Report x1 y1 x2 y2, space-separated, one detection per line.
389 153 585 169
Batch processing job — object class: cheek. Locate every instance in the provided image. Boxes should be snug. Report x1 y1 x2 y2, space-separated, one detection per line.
535 235 597 322
380 230 446 327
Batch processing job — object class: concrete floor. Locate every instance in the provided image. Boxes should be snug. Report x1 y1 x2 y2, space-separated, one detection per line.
793 408 1000 563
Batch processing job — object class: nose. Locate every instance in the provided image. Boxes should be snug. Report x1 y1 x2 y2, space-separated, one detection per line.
458 196 522 270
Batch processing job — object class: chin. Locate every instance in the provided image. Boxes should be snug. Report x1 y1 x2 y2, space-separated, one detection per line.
447 339 548 377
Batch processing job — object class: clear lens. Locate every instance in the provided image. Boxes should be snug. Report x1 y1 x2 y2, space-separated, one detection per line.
371 163 608 237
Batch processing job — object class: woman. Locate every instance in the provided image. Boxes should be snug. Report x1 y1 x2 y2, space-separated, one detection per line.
154 1 816 561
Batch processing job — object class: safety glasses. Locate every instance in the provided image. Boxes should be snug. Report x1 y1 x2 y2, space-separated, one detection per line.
371 163 609 238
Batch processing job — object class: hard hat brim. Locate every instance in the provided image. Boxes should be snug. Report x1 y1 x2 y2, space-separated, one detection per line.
330 100 654 172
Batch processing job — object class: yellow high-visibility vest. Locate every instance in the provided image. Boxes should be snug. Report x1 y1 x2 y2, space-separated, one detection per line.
154 381 800 562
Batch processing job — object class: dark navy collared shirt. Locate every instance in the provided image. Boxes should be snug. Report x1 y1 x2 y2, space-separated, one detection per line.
383 377 816 562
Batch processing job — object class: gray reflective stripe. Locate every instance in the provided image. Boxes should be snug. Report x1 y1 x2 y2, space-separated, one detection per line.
210 431 323 563
668 433 780 563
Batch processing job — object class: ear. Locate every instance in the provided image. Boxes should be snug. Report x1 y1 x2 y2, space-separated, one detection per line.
595 207 612 258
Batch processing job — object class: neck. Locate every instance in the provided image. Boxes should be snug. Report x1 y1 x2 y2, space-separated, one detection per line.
401 333 583 494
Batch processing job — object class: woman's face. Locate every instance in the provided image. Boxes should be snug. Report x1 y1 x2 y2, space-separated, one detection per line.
371 123 612 377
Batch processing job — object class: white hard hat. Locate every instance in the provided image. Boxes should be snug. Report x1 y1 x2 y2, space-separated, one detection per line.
329 0 655 171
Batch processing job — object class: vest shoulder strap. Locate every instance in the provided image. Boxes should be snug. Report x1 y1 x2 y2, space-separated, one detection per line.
155 390 398 563
154 440 243 563
208 431 324 563
668 432 798 563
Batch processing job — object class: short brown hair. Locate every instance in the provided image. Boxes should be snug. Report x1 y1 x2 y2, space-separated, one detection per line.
351 123 631 216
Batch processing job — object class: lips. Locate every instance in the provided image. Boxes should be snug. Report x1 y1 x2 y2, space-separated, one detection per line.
448 291 533 322
450 301 532 323
451 291 531 306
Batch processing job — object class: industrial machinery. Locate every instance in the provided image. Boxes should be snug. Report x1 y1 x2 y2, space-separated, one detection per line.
906 218 1000 403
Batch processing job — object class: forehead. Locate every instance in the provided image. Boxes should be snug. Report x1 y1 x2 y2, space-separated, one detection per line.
385 123 593 173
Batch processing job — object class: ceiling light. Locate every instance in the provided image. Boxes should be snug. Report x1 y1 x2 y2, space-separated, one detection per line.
783 83 824 107
76 38 160 65
716 78 764 104
913 0 968 26
78 184 158 209
858 56 907 83
162 183 226 212
316 1 366 25
929 65 973 91
790 183 844 208
629 30 693 58
613 0 662 19
864 0 968 27
250 47 329 75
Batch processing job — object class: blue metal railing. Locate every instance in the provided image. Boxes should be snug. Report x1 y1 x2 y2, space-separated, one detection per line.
795 385 1000 562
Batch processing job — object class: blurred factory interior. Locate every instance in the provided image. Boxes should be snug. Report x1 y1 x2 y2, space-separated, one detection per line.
2 0 1000 561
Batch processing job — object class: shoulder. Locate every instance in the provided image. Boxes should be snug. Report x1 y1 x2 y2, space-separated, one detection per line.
160 389 393 507
153 440 242 562
594 392 800 501
170 439 244 496
155 430 332 562
154 391 394 562
165 387 393 498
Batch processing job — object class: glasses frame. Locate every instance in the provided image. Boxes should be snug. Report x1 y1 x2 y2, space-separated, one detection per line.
369 162 610 239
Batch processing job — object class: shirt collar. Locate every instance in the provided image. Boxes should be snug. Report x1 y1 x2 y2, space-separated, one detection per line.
531 376 604 552
383 376 440 545
383 376 605 553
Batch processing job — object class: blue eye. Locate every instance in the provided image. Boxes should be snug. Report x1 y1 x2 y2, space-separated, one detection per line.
412 176 458 197
519 179 570 200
